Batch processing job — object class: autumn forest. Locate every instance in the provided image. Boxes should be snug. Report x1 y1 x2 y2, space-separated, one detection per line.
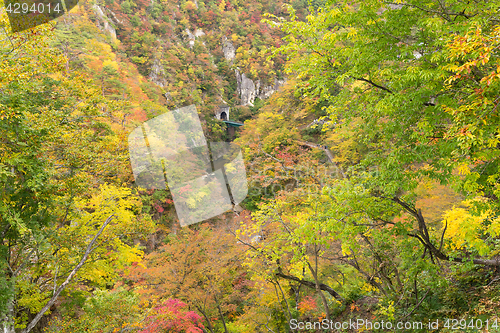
1 0 500 332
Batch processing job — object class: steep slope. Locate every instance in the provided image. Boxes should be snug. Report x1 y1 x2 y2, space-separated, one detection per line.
53 0 322 135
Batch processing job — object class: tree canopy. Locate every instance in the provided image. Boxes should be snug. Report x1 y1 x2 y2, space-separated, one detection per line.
2 0 500 332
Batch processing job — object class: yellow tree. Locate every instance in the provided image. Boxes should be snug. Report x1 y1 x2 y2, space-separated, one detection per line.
1 6 154 332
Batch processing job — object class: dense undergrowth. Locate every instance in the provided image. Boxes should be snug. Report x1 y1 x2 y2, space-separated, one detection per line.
1 0 500 332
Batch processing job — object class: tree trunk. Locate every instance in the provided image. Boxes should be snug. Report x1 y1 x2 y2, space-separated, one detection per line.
275 270 343 300
2 299 15 333
392 198 500 267
214 295 229 333
21 215 114 333
276 280 292 327
307 261 331 321
195 305 215 333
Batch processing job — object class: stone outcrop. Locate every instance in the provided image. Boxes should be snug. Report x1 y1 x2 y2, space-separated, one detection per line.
194 29 205 38
185 28 205 47
93 5 117 40
148 28 206 89
107 9 124 25
222 36 236 63
220 37 286 106
235 69 285 106
149 57 167 88
256 78 286 100
235 69 258 106
149 29 285 107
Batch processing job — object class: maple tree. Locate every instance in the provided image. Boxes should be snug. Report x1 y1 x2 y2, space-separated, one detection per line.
126 223 250 333
232 0 500 325
2 0 500 329
139 299 205 333
0 5 155 332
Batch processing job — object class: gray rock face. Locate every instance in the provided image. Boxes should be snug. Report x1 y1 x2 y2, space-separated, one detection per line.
236 69 258 106
222 36 236 62
93 5 117 40
149 57 167 88
257 78 285 100
148 28 206 89
194 29 205 38
185 29 195 47
107 9 124 25
185 28 205 48
235 69 285 106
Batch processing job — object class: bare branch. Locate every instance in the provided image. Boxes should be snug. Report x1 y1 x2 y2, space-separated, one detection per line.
400 289 430 320
276 267 343 301
21 214 115 333
439 219 448 252
351 76 394 94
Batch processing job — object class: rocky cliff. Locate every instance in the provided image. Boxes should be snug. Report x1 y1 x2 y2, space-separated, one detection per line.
235 69 285 106
93 4 117 40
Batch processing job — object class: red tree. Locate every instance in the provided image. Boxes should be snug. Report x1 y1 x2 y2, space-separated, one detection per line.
140 299 205 333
